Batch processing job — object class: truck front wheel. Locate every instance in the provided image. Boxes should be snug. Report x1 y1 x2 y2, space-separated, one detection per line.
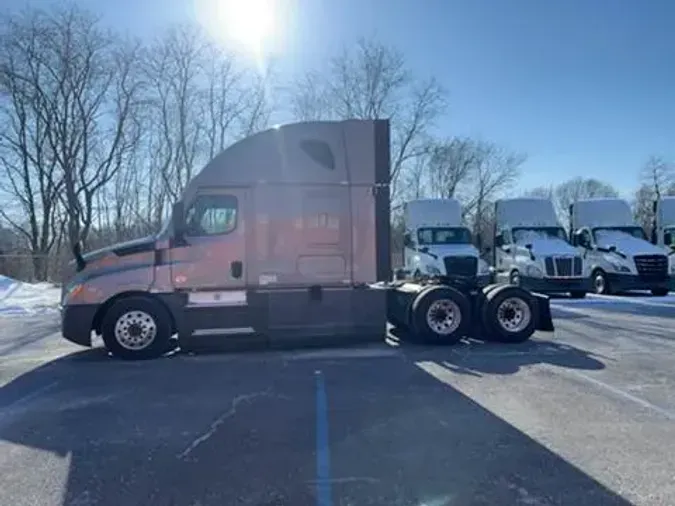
482 285 536 343
101 296 172 360
592 269 610 295
651 287 669 296
411 286 471 345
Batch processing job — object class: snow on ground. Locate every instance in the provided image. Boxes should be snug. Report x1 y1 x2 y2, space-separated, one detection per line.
0 275 60 317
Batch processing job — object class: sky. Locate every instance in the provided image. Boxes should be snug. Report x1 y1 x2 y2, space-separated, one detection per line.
6 0 675 198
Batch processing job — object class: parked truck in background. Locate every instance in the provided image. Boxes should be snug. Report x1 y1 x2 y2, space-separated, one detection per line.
570 198 671 296
492 198 590 298
651 196 675 291
60 119 553 360
399 199 492 286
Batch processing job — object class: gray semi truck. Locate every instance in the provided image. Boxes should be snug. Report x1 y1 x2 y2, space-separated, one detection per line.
60 119 553 360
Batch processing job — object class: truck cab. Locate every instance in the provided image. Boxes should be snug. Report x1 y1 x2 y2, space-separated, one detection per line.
650 196 675 291
401 199 492 286
493 197 590 298
571 198 671 296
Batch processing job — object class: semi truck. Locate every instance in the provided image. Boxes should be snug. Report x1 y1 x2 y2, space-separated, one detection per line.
652 196 675 250
60 119 553 360
492 198 590 298
570 198 671 296
651 196 675 291
399 199 492 286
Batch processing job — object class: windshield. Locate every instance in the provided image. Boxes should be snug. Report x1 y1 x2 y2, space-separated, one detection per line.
512 227 567 243
593 226 646 242
417 227 472 245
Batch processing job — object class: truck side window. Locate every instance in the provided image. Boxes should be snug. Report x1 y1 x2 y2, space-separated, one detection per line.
185 194 238 236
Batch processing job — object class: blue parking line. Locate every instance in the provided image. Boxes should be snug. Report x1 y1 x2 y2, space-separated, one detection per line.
315 370 332 506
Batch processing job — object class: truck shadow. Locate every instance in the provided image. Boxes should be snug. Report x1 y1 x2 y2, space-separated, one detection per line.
389 329 608 377
0 345 632 505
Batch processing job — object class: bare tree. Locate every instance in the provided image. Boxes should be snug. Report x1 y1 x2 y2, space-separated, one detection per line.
144 24 206 203
632 156 675 233
460 141 524 242
426 137 480 199
554 177 619 229
0 6 145 252
641 156 673 202
521 186 555 199
288 38 446 204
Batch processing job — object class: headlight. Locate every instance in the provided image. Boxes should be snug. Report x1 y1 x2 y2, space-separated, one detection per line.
526 265 544 278
62 283 84 304
609 261 630 273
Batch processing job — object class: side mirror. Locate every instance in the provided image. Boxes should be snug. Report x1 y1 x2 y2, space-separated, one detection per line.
419 246 429 254
172 201 186 240
403 233 413 248
608 245 616 253
525 243 533 250
483 246 492 254
502 245 512 253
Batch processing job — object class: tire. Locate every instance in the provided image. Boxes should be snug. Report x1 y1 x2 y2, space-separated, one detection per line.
411 286 471 345
509 270 521 287
101 296 172 360
651 287 669 297
592 269 610 295
569 291 587 299
481 285 536 343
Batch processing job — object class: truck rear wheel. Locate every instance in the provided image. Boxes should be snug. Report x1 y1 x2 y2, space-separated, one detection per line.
411 286 471 345
481 285 536 343
101 296 172 360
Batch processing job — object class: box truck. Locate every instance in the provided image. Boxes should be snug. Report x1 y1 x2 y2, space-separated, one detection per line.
492 198 590 298
399 199 492 286
60 119 553 359
570 198 670 295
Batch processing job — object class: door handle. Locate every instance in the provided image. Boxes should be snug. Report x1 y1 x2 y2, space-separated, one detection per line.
230 260 243 279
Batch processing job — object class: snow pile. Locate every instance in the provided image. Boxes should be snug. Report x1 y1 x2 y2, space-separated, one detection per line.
0 275 61 316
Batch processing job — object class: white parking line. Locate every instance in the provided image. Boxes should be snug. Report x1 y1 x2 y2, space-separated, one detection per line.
558 369 675 421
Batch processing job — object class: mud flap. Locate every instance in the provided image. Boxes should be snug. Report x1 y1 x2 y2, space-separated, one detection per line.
532 292 554 332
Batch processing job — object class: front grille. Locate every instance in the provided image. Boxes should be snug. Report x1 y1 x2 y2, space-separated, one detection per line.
443 256 478 277
544 256 582 277
634 254 668 281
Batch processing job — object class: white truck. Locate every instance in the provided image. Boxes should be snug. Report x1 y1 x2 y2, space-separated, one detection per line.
400 199 492 286
570 198 671 296
493 197 590 298
651 196 675 291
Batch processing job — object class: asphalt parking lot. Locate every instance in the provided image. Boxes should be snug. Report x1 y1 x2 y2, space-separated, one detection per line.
2 294 675 506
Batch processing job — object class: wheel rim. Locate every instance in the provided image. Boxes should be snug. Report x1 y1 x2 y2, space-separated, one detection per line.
496 297 531 333
114 310 157 350
426 299 461 335
594 273 605 294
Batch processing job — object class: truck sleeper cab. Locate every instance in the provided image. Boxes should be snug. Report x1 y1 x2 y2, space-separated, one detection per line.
571 198 671 296
400 199 491 287
493 198 590 297
61 120 553 360
651 197 675 291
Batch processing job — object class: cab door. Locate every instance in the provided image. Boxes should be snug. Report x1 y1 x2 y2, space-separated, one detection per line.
170 188 250 300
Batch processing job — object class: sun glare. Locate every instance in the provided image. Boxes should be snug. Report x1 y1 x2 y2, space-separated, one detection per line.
196 0 277 57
